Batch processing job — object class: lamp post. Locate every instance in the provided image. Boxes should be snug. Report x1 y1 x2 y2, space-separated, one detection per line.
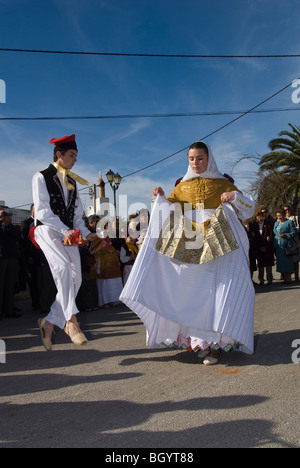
106 169 122 214
89 184 97 214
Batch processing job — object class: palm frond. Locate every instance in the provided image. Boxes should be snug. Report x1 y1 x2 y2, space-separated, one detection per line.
256 123 300 212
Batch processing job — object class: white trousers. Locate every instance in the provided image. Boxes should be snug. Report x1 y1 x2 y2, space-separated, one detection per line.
34 226 82 329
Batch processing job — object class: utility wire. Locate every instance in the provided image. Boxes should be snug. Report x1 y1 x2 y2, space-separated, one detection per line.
1 106 299 121
0 47 299 59
9 77 300 208
121 77 300 179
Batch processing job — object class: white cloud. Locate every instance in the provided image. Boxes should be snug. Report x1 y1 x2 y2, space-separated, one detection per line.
83 173 176 218
93 119 152 153
0 149 48 207
0 147 100 209
118 174 174 211
0 144 175 219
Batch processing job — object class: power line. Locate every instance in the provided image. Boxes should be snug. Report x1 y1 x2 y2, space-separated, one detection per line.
9 77 300 208
0 47 299 59
121 77 300 179
1 106 300 121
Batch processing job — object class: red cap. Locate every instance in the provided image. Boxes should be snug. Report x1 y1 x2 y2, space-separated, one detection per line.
49 134 77 150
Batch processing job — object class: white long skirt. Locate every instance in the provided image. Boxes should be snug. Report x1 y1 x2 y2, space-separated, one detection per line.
120 196 255 354
97 278 123 306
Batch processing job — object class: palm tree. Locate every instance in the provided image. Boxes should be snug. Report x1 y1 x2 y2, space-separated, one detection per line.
259 124 300 212
252 169 299 214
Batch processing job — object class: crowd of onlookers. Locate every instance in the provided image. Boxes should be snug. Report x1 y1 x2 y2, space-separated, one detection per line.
0 201 299 321
247 205 300 285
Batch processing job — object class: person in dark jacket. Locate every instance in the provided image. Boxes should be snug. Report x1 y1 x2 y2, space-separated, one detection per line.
249 211 275 285
20 204 40 310
0 211 21 319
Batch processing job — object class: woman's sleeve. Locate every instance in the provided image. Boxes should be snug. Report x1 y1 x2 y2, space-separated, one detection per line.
231 192 256 221
286 220 297 239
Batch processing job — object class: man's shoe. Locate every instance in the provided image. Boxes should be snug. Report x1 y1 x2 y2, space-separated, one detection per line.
64 322 88 346
38 319 53 352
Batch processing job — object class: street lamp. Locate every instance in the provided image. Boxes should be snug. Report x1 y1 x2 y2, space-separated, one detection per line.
106 169 122 213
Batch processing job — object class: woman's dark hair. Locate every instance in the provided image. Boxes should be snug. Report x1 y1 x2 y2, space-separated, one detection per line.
188 141 209 156
283 205 293 214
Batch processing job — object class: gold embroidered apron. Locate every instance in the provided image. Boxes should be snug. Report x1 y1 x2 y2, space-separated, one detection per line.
156 177 240 264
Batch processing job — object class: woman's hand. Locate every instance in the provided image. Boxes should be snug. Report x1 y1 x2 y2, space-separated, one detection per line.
152 187 165 197
221 192 236 204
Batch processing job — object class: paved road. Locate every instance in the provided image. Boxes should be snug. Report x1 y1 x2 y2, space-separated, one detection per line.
0 271 299 448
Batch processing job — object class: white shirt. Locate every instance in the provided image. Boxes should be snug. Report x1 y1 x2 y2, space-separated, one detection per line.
32 169 90 239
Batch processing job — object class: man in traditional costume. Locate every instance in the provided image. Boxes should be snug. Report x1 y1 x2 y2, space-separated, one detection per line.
32 134 97 351
120 141 256 365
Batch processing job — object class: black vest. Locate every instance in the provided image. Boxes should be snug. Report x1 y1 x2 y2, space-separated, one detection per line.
38 164 77 229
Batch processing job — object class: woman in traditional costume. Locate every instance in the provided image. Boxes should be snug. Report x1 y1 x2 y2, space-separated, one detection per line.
91 234 124 307
120 141 256 365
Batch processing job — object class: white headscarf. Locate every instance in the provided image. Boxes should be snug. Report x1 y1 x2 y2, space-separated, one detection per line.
181 141 225 182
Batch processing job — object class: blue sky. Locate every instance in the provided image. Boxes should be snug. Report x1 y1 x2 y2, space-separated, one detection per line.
0 0 300 215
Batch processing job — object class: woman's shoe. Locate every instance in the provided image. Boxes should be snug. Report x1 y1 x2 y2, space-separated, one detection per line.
64 322 88 346
38 319 53 352
197 349 210 359
203 349 222 366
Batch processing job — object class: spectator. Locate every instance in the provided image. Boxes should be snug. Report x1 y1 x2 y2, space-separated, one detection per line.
0 211 21 319
122 236 138 284
260 206 275 227
128 213 139 242
254 211 275 285
136 208 150 238
136 229 147 249
109 218 132 281
88 215 100 233
247 218 260 284
20 204 40 310
91 231 123 308
274 209 297 284
283 205 300 282
76 242 99 311
76 214 100 311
